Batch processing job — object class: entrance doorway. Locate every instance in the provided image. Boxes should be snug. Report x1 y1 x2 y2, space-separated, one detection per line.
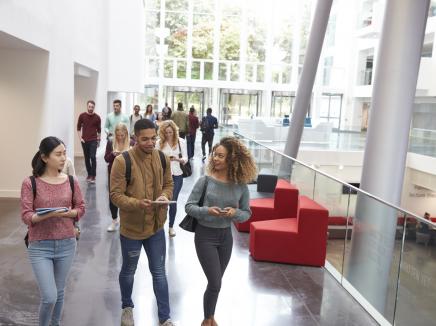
219 89 261 125
320 93 343 130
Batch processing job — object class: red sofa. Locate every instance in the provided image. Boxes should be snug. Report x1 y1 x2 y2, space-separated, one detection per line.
249 196 329 267
234 179 299 232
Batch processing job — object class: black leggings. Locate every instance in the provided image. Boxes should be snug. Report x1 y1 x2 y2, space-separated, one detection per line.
201 133 214 156
194 224 233 319
108 175 118 220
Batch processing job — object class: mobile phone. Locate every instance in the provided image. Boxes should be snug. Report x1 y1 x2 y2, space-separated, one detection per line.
219 208 229 213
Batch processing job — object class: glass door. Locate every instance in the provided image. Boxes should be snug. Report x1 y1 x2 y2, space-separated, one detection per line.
219 89 261 125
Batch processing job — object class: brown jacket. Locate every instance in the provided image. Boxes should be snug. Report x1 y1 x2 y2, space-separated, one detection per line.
110 146 173 239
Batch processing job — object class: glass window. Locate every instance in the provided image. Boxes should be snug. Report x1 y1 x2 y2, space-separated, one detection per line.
246 4 267 62
165 13 188 58
219 63 227 80
230 63 240 81
246 64 254 82
191 61 200 79
193 14 214 59
164 59 173 78
148 58 160 78
177 60 186 78
145 0 160 10
256 65 264 82
204 62 213 80
193 0 214 14
220 16 241 60
166 0 188 12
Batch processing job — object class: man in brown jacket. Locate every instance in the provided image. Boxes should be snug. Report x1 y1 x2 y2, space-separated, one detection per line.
110 118 175 326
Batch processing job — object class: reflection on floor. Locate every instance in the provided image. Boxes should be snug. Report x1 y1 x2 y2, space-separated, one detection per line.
0 131 376 326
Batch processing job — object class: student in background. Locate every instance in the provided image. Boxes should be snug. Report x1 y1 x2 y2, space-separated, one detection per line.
105 123 134 232
157 120 188 237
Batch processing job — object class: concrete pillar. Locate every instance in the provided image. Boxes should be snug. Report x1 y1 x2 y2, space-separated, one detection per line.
346 0 430 315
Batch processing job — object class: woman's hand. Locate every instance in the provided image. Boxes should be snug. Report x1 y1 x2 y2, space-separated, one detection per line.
221 207 236 218
31 209 75 224
208 206 223 216
58 209 78 219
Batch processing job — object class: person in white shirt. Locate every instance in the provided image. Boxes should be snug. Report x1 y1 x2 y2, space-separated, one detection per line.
156 120 188 237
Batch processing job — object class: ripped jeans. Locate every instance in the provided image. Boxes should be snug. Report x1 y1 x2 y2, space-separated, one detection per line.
119 230 170 323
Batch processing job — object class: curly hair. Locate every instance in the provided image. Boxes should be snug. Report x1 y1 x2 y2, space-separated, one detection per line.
207 137 257 184
158 120 179 149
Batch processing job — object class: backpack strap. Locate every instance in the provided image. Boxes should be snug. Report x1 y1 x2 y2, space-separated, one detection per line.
122 150 166 186
68 175 75 203
158 150 167 175
30 176 36 199
122 151 132 185
29 175 75 203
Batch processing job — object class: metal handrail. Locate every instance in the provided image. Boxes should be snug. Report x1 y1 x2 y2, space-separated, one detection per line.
233 130 435 225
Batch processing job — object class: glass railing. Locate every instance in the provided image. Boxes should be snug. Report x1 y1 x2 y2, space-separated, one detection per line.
234 131 436 326
409 128 436 157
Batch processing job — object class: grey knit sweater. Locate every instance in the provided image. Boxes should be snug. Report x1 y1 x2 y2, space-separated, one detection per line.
185 176 251 228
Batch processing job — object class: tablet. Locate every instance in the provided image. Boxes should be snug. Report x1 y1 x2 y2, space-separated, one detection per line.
151 200 177 204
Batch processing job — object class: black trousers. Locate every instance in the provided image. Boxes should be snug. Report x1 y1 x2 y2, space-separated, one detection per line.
201 133 214 156
194 224 233 319
81 140 98 177
108 175 118 220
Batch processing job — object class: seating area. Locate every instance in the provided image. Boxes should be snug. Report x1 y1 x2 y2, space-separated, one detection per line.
236 177 330 267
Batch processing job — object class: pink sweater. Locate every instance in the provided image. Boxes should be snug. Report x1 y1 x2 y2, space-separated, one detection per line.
21 176 86 242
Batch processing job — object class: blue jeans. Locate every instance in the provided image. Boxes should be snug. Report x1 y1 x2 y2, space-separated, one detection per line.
119 231 170 323
169 175 184 227
27 238 77 326
186 134 196 159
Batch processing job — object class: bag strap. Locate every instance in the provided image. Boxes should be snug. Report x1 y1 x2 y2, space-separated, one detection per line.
122 151 132 185
178 140 182 159
123 150 167 185
198 177 209 207
29 174 75 204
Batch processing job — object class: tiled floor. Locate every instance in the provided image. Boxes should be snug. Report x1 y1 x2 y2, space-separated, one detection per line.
0 131 377 326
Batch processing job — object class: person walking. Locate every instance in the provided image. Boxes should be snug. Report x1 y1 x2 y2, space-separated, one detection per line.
105 123 134 232
200 108 218 160
144 104 156 125
104 99 129 140
77 100 101 183
171 102 189 139
21 136 85 326
185 137 257 326
110 119 175 326
129 105 142 137
187 106 199 160
157 120 188 237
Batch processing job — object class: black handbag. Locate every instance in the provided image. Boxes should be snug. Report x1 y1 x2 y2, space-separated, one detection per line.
179 177 208 232
178 141 192 178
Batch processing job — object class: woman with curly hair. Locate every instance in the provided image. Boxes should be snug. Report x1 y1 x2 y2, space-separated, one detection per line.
157 120 188 237
185 136 257 326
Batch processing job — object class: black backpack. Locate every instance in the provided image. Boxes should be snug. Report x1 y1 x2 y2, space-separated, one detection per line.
24 175 75 247
122 150 166 185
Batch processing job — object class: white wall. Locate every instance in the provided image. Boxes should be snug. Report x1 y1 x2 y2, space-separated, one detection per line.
0 49 49 197
107 0 145 93
0 0 144 197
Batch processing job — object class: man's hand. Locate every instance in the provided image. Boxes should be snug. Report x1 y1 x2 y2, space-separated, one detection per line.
139 199 153 212
154 196 170 210
80 138 85 143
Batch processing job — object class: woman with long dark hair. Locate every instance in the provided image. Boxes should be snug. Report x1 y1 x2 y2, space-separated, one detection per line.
185 137 257 326
21 136 85 326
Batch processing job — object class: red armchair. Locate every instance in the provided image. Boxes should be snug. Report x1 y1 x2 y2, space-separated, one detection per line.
234 179 299 232
249 196 329 267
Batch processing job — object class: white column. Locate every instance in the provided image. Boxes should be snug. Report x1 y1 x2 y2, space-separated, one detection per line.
346 0 430 313
158 0 166 109
282 0 333 160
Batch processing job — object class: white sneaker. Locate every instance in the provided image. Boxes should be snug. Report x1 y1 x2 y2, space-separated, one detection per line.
121 307 134 326
107 220 119 232
159 319 175 326
169 227 176 237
